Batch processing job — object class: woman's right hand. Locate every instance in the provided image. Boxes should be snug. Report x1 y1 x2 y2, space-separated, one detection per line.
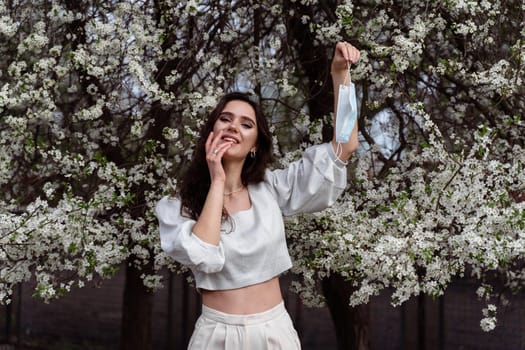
192 130 233 245
205 130 233 183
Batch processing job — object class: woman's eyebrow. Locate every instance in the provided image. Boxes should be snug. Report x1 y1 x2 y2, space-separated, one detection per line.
240 116 256 124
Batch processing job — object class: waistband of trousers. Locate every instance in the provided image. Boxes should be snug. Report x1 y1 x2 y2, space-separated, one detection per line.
200 301 286 326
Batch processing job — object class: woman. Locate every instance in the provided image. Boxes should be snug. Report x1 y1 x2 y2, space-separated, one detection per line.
156 42 360 349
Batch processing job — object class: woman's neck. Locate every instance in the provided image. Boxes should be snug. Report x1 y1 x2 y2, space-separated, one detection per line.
222 161 245 193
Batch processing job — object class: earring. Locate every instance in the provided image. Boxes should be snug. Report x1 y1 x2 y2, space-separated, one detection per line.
250 149 256 158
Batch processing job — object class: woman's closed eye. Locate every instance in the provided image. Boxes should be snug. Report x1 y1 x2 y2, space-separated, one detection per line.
219 115 254 129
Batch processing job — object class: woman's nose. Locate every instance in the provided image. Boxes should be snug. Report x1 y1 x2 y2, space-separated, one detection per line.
227 123 238 133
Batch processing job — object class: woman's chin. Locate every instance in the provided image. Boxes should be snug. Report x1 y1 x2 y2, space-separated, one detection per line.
222 151 248 162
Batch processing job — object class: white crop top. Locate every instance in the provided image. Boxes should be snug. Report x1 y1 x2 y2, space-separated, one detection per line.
155 143 347 290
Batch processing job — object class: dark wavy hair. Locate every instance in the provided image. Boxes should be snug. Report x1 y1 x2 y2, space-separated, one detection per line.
178 92 273 220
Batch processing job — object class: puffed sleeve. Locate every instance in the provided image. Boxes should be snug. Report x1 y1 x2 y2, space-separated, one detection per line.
266 143 348 216
155 196 225 273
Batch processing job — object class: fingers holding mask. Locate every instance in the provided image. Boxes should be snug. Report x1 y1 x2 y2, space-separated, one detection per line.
333 42 361 71
342 42 360 64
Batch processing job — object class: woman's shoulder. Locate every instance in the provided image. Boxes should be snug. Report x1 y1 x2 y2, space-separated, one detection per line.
157 194 181 206
155 195 184 221
246 172 276 196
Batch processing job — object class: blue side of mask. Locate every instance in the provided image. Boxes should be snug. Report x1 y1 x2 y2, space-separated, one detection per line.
335 82 357 143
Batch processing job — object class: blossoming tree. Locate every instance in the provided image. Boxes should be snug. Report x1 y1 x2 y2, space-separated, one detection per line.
1 1 524 349
285 1 525 348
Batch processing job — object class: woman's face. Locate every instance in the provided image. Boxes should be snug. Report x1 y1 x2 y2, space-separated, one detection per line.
212 100 258 161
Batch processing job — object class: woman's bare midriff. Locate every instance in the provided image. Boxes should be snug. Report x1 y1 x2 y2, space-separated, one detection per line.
201 276 283 314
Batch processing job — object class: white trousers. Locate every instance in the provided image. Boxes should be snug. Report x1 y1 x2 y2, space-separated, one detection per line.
187 301 302 350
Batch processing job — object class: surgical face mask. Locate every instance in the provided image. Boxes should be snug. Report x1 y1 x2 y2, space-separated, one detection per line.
335 82 357 143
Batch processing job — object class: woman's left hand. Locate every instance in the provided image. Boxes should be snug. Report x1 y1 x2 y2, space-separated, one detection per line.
331 42 360 73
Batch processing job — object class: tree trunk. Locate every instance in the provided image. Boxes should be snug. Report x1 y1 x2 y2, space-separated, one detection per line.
321 273 370 350
119 261 153 350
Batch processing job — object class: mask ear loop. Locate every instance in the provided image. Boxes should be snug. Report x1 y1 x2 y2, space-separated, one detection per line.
335 61 352 162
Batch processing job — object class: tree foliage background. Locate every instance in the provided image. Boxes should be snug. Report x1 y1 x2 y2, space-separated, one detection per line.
1 0 524 348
